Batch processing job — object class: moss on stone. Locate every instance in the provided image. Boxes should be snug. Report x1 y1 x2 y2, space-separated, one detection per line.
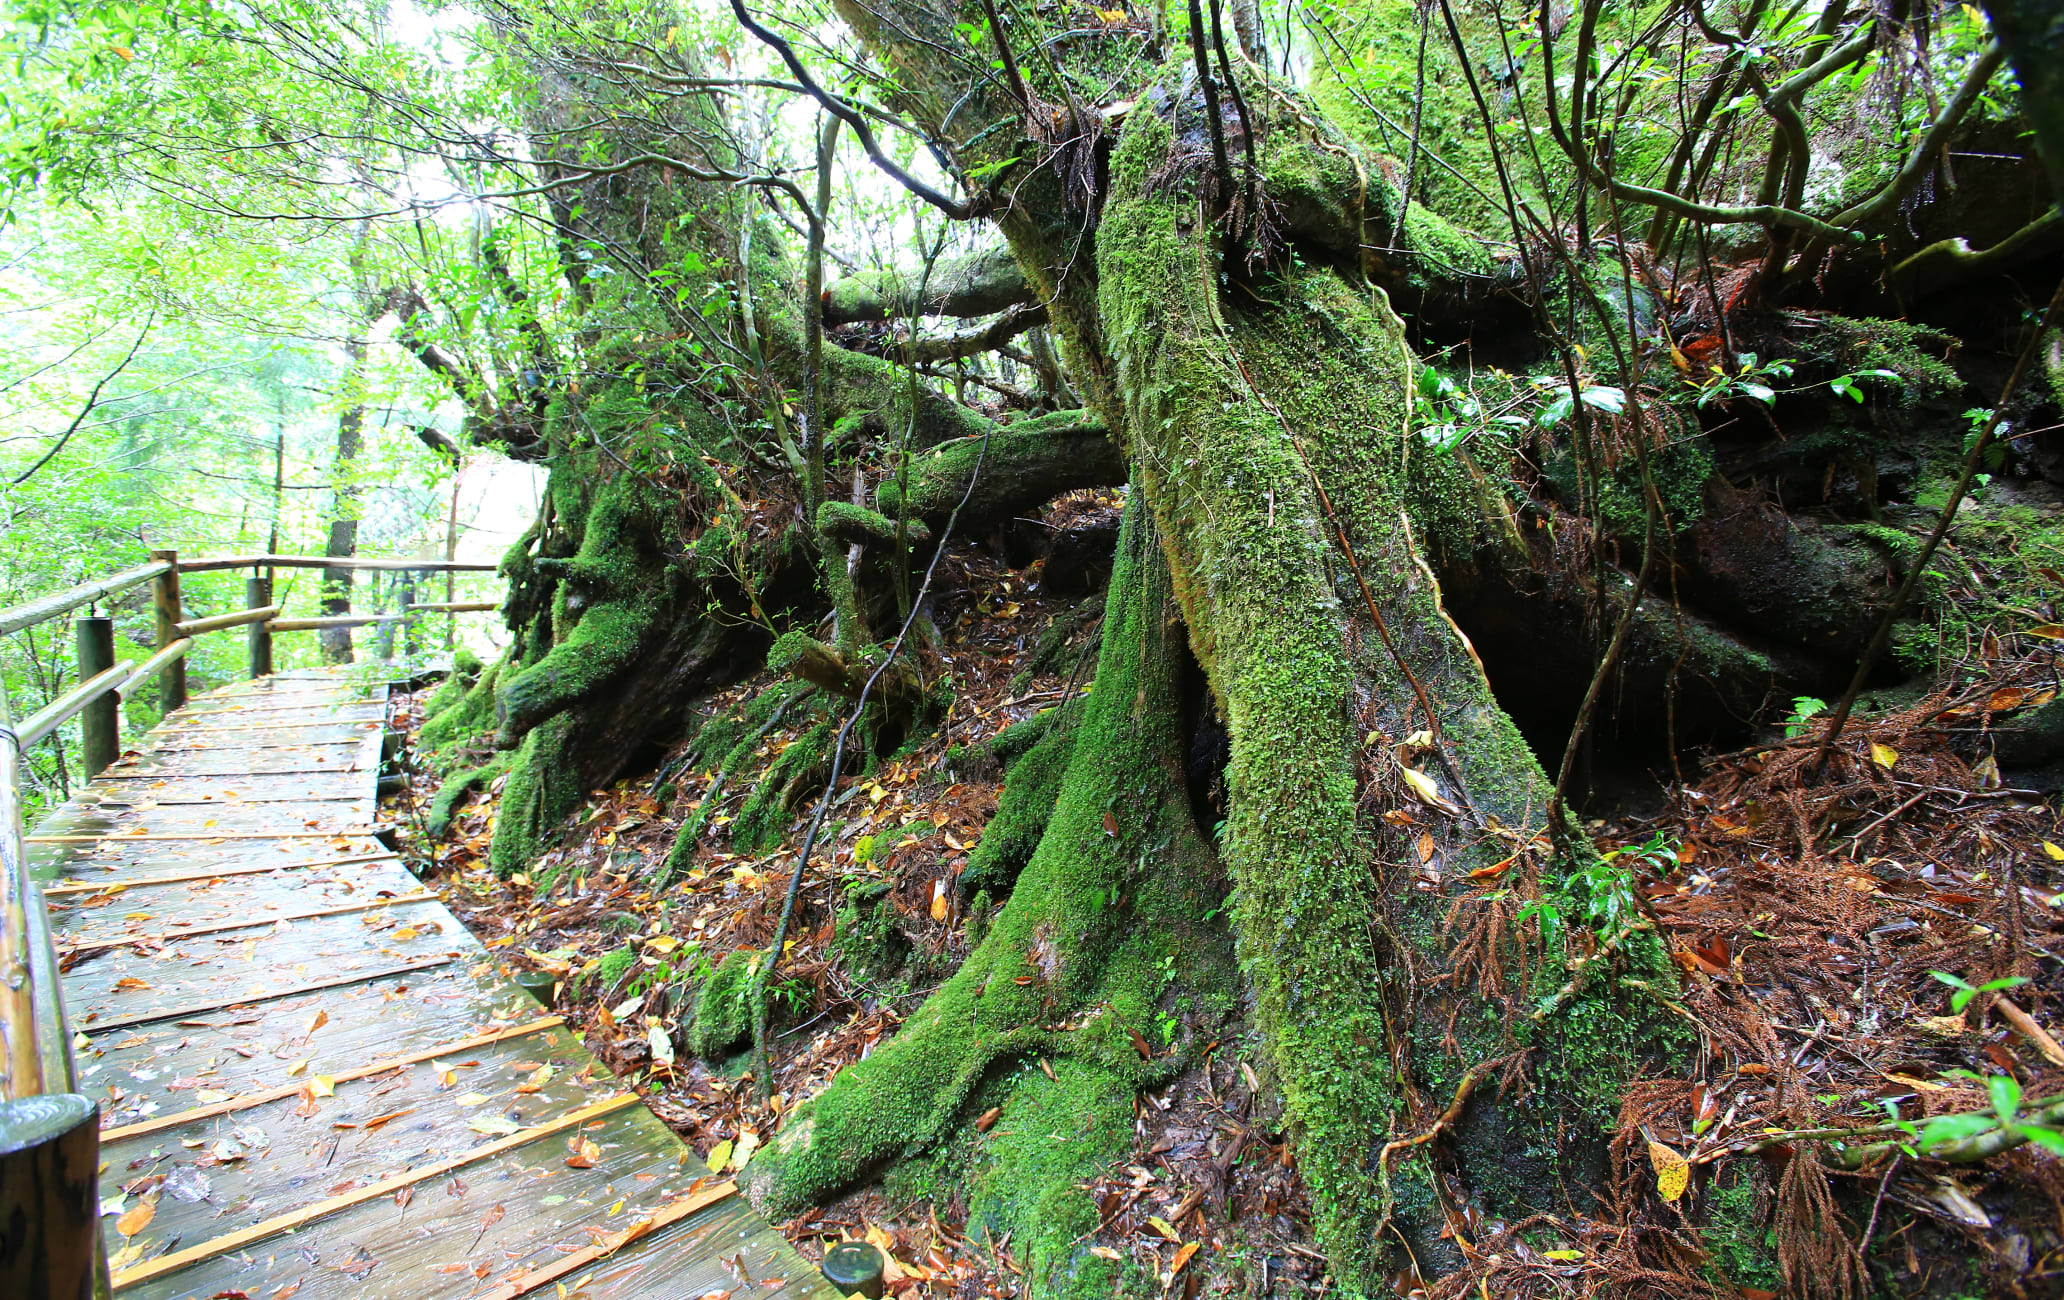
691 947 759 1060
1806 315 1963 403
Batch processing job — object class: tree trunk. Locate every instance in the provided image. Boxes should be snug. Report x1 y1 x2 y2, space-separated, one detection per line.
741 22 1683 1292
319 336 366 666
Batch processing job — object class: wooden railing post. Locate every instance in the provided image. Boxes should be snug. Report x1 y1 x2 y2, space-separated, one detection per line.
147 551 185 714
72 619 117 779
245 576 273 681
0 1092 105 1300
0 720 43 1102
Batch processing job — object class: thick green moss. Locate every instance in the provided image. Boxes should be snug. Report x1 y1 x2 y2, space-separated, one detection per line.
1094 72 1678 1288
427 751 512 839
497 468 672 743
662 682 819 879
1806 315 1963 403
961 699 1082 895
1701 1168 1782 1294
422 648 484 722
745 495 1236 1300
816 500 930 547
691 947 759 1060
419 658 505 775
728 717 834 851
488 712 583 876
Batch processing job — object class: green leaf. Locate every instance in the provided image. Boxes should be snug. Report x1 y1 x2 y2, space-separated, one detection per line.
1578 385 1625 414
1917 1112 1996 1146
2015 1124 2064 1156
1990 1074 2022 1124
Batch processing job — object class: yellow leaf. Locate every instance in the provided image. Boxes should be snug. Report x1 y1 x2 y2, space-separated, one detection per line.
1147 1215 1181 1242
308 1075 336 1098
733 1130 760 1170
868 784 888 803
1648 1140 1689 1201
1400 766 1440 802
2043 841 2064 861
645 935 679 954
1869 742 1898 771
286 1059 308 1077
1542 1249 1583 1260
706 1138 734 1173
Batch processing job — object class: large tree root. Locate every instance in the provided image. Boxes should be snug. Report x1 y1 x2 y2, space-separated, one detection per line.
745 497 1239 1296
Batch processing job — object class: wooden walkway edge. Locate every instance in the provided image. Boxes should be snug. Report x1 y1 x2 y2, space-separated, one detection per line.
28 669 839 1300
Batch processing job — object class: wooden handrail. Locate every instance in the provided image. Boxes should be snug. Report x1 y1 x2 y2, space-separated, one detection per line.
0 561 171 638
269 614 404 631
179 554 497 574
118 638 194 700
174 604 281 637
15 663 134 750
404 600 499 613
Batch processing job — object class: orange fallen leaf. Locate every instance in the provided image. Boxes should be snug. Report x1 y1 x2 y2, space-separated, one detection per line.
116 1198 155 1237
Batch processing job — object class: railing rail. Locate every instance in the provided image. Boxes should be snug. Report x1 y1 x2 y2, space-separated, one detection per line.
0 547 503 1110
0 561 172 639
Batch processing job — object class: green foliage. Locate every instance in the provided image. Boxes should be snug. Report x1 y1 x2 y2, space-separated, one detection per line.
1784 695 1828 738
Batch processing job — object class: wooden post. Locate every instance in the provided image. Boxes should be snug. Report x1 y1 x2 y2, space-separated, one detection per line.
0 1093 104 1300
400 568 421 660
72 619 116 779
245 576 273 681
147 551 184 714
0 723 43 1102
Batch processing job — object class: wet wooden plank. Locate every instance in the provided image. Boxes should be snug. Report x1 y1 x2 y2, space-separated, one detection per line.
29 668 836 1300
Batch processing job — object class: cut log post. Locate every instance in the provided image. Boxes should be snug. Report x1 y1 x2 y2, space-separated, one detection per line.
147 551 184 714
0 1093 104 1300
72 619 116 780
245 576 272 681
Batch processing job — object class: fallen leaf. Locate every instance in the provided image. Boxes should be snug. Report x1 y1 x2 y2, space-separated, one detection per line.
975 1107 1000 1132
1648 1140 1689 1201
467 1114 521 1137
1171 1241 1200 1273
304 1009 328 1036
116 1198 155 1236
1870 742 1898 771
1147 1215 1181 1242
307 1075 335 1098
707 1138 734 1172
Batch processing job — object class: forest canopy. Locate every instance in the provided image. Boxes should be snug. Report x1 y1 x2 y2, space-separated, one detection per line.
7 0 2064 1295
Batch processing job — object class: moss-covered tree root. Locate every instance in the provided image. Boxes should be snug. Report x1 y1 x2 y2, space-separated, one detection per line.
745 497 1237 1297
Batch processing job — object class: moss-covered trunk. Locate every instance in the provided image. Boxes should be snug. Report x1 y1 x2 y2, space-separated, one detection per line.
736 29 1683 1293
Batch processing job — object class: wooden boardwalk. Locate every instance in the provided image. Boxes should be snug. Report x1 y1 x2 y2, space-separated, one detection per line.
27 668 838 1300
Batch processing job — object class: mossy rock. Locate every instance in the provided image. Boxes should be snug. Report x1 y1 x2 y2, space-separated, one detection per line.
690 948 760 1060
835 881 910 987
